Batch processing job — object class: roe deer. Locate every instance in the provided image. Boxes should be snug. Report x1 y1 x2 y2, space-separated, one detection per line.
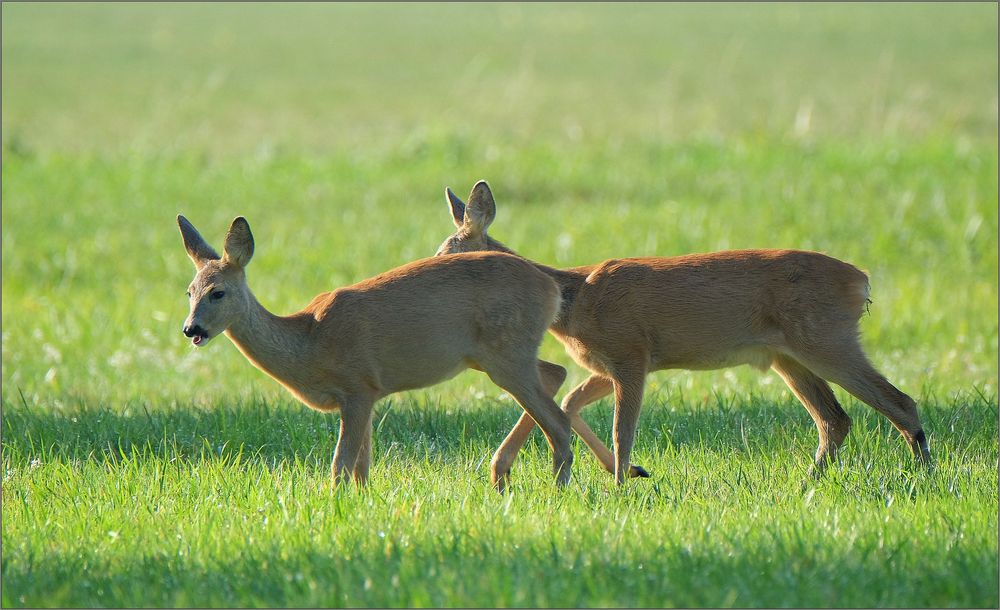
178 214 573 488
435 181 932 485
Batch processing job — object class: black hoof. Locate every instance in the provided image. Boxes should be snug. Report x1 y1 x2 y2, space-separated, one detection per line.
630 464 651 478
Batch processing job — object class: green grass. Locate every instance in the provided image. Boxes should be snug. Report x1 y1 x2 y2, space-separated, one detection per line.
3 393 998 607
2 3 998 608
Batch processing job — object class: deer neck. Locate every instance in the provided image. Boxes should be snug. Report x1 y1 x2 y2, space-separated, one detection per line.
535 262 587 330
224 292 314 385
493 239 585 331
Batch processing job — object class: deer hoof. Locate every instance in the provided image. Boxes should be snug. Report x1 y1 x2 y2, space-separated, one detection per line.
492 471 511 494
629 464 651 478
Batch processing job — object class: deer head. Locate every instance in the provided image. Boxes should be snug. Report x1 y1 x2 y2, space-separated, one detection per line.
177 215 255 347
435 180 511 256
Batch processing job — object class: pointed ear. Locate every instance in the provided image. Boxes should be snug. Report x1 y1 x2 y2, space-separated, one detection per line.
177 215 220 269
223 216 255 268
445 187 466 229
463 180 496 236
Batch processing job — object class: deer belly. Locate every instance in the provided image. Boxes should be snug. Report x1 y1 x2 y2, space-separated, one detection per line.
286 385 341 413
377 354 470 393
656 346 775 372
555 337 615 376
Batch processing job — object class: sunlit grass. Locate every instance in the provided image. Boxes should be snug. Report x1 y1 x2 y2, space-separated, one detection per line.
3 393 997 607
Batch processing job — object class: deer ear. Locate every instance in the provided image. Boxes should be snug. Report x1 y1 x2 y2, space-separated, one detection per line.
177 215 220 269
223 216 255 268
445 187 466 229
463 180 496 236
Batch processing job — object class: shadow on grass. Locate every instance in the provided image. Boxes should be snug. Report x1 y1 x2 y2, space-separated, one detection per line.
1 391 809 464
2 389 994 471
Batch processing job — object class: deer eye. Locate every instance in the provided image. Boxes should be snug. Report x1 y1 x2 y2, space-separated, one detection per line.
186 290 192 298
210 290 225 300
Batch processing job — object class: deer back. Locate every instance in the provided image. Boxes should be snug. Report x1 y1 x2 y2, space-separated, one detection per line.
299 251 562 395
558 250 870 373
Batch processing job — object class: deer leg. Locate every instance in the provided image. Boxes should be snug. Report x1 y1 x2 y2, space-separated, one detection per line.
611 367 647 485
772 354 852 477
332 398 375 487
538 359 568 398
488 360 567 488
562 374 650 478
796 344 931 468
353 412 374 483
490 413 534 491
482 361 573 490
563 375 614 473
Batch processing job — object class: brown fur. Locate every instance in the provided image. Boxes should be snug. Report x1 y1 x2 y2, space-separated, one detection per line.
178 215 573 489
438 181 931 484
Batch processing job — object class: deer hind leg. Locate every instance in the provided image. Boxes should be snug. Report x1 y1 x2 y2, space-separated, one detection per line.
611 367 647 485
488 360 567 488
561 374 650 479
481 360 573 490
332 398 375 487
538 359 568 398
794 343 931 468
772 354 852 477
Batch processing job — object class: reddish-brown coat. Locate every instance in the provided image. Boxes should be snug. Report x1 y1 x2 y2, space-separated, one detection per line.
438 181 931 484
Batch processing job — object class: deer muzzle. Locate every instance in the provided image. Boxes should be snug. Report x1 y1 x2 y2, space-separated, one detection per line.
182 323 209 346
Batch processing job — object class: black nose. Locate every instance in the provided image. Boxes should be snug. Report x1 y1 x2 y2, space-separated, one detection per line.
183 324 206 338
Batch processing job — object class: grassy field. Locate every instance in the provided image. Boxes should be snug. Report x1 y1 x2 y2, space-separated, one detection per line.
2 3 998 607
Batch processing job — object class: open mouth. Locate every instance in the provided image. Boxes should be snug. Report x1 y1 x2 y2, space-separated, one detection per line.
191 332 210 346
183 324 211 347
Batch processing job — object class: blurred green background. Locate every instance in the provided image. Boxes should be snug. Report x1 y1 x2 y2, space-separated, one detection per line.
3 3 997 153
